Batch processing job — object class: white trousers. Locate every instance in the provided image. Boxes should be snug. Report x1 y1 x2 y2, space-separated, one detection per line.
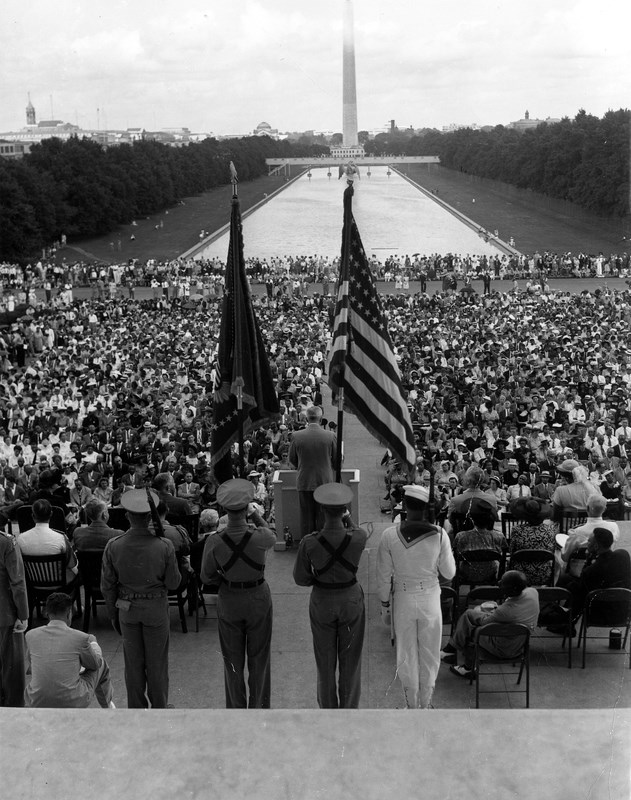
393 587 442 708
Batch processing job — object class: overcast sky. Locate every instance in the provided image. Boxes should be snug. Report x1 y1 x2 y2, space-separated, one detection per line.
1 0 628 135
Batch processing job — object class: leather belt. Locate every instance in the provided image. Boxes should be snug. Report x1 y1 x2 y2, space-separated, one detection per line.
119 591 166 599
312 578 357 590
221 577 265 589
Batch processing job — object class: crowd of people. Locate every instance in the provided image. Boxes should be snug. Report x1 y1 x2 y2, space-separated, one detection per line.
1 272 631 710
1 247 630 300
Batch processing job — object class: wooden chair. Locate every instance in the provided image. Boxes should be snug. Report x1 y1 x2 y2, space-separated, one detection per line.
105 506 130 532
473 622 531 708
500 512 516 541
76 549 107 632
22 552 81 625
559 512 588 535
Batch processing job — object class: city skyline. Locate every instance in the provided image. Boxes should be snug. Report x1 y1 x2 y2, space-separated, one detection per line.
0 0 627 136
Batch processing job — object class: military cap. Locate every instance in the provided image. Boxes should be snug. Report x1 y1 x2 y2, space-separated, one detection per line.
314 482 353 507
120 488 160 513
217 478 254 510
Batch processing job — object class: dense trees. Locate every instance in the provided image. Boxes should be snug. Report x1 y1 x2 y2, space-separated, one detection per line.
362 110 629 218
397 110 629 219
0 135 326 262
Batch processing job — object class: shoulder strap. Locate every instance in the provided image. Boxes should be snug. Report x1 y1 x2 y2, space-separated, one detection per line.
312 532 357 577
218 529 264 575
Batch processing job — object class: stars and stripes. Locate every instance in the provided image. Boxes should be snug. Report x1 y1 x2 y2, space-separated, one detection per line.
328 185 416 471
211 191 280 472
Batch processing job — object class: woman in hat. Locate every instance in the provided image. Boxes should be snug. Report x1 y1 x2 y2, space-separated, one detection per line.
508 497 557 585
551 458 599 520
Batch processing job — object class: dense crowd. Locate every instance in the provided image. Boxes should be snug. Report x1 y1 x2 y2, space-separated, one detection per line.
1 279 631 531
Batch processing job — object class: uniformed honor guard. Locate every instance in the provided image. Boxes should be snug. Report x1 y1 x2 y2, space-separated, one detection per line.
100 489 181 709
201 478 276 708
293 483 368 708
0 528 28 706
376 484 456 709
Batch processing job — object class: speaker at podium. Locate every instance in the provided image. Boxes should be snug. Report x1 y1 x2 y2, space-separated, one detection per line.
272 469 360 541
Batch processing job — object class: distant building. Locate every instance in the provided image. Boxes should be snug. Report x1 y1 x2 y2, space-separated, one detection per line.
26 93 36 125
0 140 32 159
509 110 561 132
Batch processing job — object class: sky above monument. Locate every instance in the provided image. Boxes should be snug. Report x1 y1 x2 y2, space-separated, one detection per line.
0 0 627 134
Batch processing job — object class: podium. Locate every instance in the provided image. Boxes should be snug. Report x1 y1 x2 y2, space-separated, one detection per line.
272 469 360 541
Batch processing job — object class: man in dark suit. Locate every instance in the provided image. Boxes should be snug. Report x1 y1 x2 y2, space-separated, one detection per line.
556 527 631 631
152 473 192 521
288 405 336 539
73 499 126 552
531 470 555 501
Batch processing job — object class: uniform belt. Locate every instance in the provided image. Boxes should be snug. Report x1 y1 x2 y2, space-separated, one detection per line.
394 580 432 592
221 577 265 589
119 591 167 599
312 578 357 590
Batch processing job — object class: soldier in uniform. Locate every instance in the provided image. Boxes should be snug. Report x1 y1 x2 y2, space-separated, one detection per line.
0 528 28 706
293 483 368 708
100 489 181 709
201 478 275 708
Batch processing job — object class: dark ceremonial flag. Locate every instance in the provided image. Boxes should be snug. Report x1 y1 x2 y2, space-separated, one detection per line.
211 184 280 473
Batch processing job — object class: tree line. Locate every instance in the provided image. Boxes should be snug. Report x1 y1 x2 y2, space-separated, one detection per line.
0 136 327 263
362 109 630 219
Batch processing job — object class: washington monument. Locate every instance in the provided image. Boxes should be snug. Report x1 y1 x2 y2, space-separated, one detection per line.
343 0 359 149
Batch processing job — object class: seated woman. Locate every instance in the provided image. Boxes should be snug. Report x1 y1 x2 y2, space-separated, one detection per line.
508 497 557 585
485 475 508 510
93 477 113 506
453 498 507 586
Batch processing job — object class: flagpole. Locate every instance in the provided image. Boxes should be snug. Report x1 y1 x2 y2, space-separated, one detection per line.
334 186 354 483
230 165 246 478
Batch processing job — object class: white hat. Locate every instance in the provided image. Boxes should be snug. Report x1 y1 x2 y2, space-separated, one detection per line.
403 485 430 504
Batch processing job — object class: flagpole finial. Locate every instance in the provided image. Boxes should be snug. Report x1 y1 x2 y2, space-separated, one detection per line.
230 161 238 197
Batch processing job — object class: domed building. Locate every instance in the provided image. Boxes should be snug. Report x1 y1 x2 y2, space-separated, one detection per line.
253 121 279 138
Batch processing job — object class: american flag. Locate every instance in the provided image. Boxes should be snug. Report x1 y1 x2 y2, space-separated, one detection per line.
328 185 416 471
211 190 280 479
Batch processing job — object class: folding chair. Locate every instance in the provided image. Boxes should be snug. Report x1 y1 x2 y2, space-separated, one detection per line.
501 512 516 541
454 548 506 593
534 587 573 668
577 588 631 669
509 548 556 586
559 512 587 535
473 622 531 708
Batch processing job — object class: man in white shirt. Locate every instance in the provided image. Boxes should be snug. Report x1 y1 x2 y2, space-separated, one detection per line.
506 474 532 501
558 495 619 577
17 499 78 584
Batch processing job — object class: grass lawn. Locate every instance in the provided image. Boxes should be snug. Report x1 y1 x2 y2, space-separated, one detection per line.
64 172 293 264
405 163 629 255
64 161 630 263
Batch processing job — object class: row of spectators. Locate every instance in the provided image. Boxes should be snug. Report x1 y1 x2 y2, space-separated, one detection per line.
1 247 629 293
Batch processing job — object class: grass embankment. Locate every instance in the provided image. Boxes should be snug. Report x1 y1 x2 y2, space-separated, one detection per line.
405 164 629 255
